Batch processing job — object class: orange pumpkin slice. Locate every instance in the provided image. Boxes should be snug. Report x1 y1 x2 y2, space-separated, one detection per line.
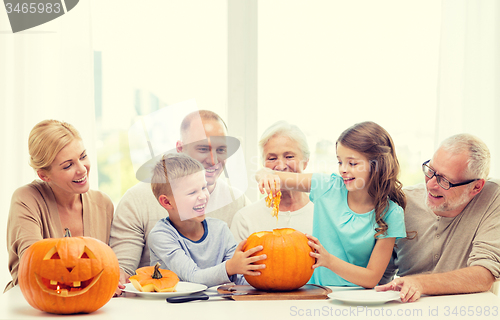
129 263 179 292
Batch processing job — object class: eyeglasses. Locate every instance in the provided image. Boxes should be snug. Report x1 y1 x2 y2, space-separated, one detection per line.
422 160 477 190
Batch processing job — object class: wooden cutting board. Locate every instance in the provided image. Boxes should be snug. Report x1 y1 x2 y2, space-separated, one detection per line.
217 284 332 300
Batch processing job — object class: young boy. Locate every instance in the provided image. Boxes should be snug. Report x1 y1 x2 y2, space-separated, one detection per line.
148 153 265 287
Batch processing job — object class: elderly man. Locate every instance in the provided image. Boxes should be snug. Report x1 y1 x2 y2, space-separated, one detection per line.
231 121 314 242
110 110 250 288
376 134 500 302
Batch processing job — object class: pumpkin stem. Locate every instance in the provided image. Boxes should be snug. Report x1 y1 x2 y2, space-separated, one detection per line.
64 228 72 237
152 262 163 279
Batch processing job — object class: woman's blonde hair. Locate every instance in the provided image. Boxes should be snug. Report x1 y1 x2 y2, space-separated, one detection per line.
28 120 81 171
337 121 406 238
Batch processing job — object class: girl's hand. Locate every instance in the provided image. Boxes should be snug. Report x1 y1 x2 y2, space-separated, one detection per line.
255 168 280 195
306 234 333 270
226 239 267 276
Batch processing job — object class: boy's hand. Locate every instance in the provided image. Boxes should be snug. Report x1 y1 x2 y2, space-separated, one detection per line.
226 239 266 276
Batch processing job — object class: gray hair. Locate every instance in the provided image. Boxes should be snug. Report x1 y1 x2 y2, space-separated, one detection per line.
258 121 310 161
439 133 490 180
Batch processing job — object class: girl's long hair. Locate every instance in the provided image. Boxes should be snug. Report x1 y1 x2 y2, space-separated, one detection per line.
337 121 406 238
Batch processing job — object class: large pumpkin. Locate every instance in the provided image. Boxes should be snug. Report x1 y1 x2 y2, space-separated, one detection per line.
18 229 120 314
243 228 315 291
129 262 179 292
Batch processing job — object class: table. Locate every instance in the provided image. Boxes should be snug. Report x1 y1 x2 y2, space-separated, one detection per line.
1 285 499 320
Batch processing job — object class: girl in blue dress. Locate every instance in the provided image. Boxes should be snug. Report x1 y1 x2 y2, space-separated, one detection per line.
256 121 406 288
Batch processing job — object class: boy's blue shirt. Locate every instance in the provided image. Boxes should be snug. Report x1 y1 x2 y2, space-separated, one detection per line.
148 217 245 287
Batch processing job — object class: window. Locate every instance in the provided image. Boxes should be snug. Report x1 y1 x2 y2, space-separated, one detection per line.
258 0 442 188
92 1 443 203
91 0 227 203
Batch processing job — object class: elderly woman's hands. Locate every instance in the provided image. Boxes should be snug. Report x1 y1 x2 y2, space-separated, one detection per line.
255 168 281 196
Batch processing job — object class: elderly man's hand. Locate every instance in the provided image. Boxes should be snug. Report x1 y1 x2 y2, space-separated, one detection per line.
375 276 424 303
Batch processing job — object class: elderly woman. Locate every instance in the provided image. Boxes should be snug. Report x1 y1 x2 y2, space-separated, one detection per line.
5 120 114 291
230 121 314 242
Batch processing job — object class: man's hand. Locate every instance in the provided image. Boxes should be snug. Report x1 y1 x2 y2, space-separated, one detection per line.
114 282 126 297
375 276 424 303
113 269 132 297
119 268 131 285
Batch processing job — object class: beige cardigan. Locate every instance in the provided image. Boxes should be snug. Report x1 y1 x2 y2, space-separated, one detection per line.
5 180 114 291
381 180 500 284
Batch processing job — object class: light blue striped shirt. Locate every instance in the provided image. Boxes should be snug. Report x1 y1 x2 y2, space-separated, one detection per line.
148 217 245 287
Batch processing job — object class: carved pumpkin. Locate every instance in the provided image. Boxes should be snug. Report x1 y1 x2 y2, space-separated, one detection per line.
129 262 179 292
243 228 315 291
18 229 120 314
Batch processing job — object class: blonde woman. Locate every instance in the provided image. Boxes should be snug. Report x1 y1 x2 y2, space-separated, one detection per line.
5 120 114 291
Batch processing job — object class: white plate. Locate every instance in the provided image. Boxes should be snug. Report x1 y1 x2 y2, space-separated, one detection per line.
328 289 401 305
122 282 207 299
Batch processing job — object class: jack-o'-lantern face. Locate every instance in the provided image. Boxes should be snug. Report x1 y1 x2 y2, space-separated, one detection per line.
35 243 103 297
18 229 119 314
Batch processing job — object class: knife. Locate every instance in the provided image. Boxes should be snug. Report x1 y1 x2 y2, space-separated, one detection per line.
166 292 249 303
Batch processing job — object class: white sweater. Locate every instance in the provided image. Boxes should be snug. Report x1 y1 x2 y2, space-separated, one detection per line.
230 198 314 242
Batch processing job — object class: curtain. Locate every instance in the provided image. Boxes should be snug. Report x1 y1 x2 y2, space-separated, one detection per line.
0 2 95 287
435 0 500 177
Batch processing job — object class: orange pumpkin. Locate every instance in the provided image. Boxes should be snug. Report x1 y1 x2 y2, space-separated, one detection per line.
129 262 179 292
18 229 119 314
243 228 315 291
